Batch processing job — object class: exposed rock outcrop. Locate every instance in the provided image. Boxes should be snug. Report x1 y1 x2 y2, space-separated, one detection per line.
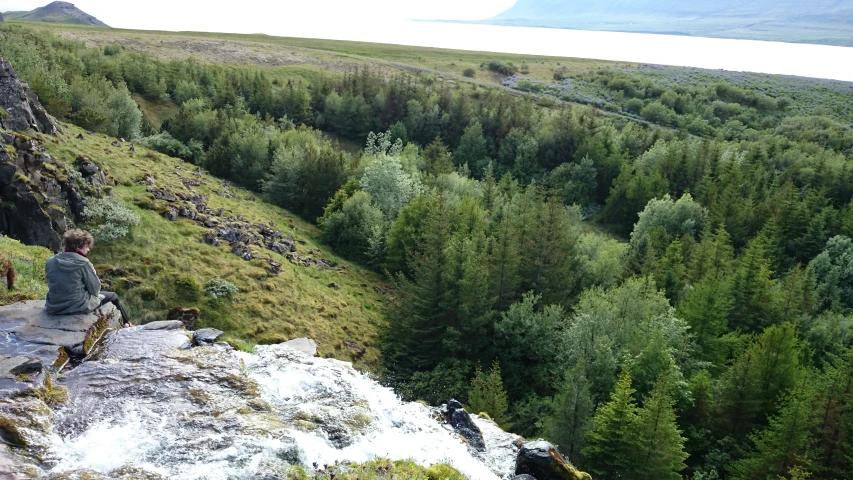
0 300 123 413
0 133 109 251
439 399 487 452
515 440 591 480
0 58 58 134
0 59 109 251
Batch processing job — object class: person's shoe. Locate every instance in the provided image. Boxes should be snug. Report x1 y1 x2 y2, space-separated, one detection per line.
124 322 136 327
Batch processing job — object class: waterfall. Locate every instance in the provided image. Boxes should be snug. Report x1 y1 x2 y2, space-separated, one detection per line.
32 330 520 479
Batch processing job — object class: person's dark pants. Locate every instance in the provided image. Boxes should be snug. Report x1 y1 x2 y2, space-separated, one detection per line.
100 291 130 324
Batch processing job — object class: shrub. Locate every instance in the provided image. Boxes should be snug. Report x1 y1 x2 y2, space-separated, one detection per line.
174 275 203 302
322 191 385 264
205 278 238 299
462 68 476 78
139 132 203 163
103 44 122 56
487 60 518 76
83 198 140 243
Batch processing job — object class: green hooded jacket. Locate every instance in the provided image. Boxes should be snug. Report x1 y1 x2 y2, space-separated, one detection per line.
44 252 102 315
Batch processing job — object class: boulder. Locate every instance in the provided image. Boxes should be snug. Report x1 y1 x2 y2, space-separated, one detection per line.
440 399 486 452
282 338 317 356
0 300 123 398
167 307 200 330
163 207 178 221
193 328 224 346
140 320 185 331
512 476 537 480
515 440 591 480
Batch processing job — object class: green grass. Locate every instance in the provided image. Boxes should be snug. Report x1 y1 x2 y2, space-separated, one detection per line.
14 21 627 85
132 94 179 131
0 236 52 304
305 459 465 480
17 125 388 368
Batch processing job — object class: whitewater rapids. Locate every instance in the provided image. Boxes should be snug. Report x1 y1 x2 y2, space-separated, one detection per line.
27 327 519 479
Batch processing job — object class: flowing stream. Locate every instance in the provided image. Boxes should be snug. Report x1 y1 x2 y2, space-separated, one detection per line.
18 327 519 479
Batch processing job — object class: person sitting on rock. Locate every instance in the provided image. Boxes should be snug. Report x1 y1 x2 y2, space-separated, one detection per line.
45 229 133 327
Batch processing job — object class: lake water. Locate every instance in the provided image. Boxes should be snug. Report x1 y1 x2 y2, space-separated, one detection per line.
270 19 853 82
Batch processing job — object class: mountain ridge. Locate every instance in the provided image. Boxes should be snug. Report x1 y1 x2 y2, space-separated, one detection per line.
3 1 109 27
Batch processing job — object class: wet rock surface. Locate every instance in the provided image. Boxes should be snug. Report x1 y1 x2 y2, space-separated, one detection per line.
439 399 486 452
515 440 591 480
282 337 317 356
0 304 521 479
192 327 224 346
0 301 122 397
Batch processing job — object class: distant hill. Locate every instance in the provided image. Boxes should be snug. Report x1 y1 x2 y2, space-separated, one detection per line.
3 1 109 27
483 0 853 46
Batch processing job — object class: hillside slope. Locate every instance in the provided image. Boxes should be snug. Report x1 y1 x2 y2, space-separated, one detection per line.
1 124 387 367
4 1 109 27
486 0 853 46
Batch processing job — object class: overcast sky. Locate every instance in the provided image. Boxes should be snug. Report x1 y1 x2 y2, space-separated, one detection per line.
0 1 517 31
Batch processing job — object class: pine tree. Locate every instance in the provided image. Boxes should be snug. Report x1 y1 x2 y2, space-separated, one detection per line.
524 197 581 306
489 208 521 310
677 276 732 366
423 136 454 176
383 199 453 374
468 360 511 429
655 238 687 302
714 323 804 440
455 121 489 177
731 377 817 480
809 350 853 479
545 362 594 462
633 377 689 480
688 225 734 284
729 234 778 332
583 372 641 478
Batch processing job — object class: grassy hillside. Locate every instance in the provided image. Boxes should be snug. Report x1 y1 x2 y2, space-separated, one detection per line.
0 236 52 305
16 21 626 85
6 125 388 367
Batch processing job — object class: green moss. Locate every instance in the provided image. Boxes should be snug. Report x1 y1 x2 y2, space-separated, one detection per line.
0 415 28 447
34 374 68 406
82 309 113 354
426 464 466 480
53 346 70 370
174 274 203 302
346 412 373 430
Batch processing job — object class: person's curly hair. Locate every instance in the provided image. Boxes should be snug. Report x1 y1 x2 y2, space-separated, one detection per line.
63 229 94 251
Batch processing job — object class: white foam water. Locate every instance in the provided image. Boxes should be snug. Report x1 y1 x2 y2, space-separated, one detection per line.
41 342 518 479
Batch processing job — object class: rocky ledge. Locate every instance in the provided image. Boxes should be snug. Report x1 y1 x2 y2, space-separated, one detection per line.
0 300 123 398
